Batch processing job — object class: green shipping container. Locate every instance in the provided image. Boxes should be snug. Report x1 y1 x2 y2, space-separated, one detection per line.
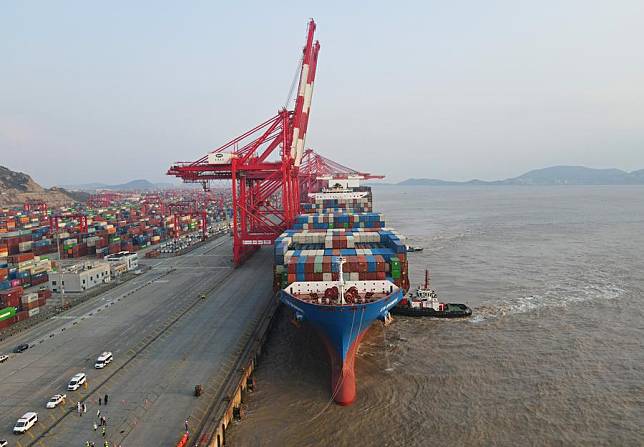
0 306 17 322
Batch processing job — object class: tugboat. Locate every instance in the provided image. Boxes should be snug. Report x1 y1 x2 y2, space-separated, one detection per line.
406 245 424 253
391 269 472 318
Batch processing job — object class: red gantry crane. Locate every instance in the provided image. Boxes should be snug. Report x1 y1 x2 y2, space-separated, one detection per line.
297 149 385 199
168 19 320 265
49 214 88 234
87 191 124 208
23 200 48 214
166 201 208 240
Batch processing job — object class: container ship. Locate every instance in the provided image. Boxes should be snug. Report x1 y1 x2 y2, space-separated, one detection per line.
274 178 410 405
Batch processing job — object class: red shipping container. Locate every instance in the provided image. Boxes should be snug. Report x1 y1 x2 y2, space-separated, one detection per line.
37 297 46 307
38 289 52 300
1 295 21 308
11 253 34 263
0 286 24 302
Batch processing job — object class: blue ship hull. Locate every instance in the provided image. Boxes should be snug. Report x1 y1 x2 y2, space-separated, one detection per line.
280 287 403 405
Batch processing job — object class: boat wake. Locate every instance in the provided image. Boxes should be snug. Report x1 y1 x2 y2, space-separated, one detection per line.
474 281 625 321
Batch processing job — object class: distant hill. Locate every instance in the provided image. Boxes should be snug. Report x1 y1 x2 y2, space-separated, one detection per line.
396 166 644 186
0 166 88 207
60 179 175 192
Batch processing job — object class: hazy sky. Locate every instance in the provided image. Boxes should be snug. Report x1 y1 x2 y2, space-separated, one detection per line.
2 1 643 185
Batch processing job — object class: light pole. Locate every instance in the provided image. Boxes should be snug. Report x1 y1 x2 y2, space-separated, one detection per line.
55 228 65 308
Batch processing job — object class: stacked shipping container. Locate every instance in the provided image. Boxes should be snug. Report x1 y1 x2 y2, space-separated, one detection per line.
0 286 52 330
273 186 409 292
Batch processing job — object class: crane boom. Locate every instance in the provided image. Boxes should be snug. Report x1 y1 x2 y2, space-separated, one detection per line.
290 19 320 166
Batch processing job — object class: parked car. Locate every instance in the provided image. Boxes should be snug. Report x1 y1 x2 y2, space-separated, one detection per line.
46 394 67 409
13 412 38 434
0 354 8 364
94 352 113 369
67 373 87 391
1 438 8 446
13 344 29 353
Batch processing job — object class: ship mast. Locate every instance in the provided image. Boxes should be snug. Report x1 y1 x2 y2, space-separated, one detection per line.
338 256 346 304
424 269 429 289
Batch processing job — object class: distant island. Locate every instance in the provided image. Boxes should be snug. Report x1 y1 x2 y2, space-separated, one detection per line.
390 166 644 186
59 179 176 192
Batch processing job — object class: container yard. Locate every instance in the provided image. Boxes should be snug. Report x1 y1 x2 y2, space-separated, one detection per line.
0 190 232 333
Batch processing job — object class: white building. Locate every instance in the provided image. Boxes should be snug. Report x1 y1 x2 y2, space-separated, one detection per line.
104 251 139 274
48 262 111 293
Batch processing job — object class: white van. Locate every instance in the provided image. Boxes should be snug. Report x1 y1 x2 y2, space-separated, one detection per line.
67 373 87 391
95 351 113 369
13 412 38 434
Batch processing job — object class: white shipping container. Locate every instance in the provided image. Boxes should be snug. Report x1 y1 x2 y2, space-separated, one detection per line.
31 265 48 274
21 293 39 304
28 307 40 317
17 258 34 266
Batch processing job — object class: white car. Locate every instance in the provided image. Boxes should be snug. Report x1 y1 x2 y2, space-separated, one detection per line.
94 352 113 369
0 354 8 364
1 439 8 447
46 394 66 409
13 412 38 434
67 373 87 391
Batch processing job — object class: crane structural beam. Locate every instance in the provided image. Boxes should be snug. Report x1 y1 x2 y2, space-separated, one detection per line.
167 20 321 265
297 148 385 199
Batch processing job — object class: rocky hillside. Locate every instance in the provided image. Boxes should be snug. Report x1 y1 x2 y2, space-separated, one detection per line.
0 166 87 207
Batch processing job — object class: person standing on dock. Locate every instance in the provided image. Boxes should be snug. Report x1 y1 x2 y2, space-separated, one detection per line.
184 419 189 432
104 394 109 405
99 396 102 405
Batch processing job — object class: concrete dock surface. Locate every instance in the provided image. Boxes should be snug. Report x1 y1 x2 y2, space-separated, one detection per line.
0 236 274 446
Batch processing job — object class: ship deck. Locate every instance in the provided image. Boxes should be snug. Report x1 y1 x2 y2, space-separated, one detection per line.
291 291 390 305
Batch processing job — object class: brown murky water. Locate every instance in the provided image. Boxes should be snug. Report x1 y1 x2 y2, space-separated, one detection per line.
229 186 644 446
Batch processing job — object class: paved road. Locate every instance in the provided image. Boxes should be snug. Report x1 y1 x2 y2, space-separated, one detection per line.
0 237 274 446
